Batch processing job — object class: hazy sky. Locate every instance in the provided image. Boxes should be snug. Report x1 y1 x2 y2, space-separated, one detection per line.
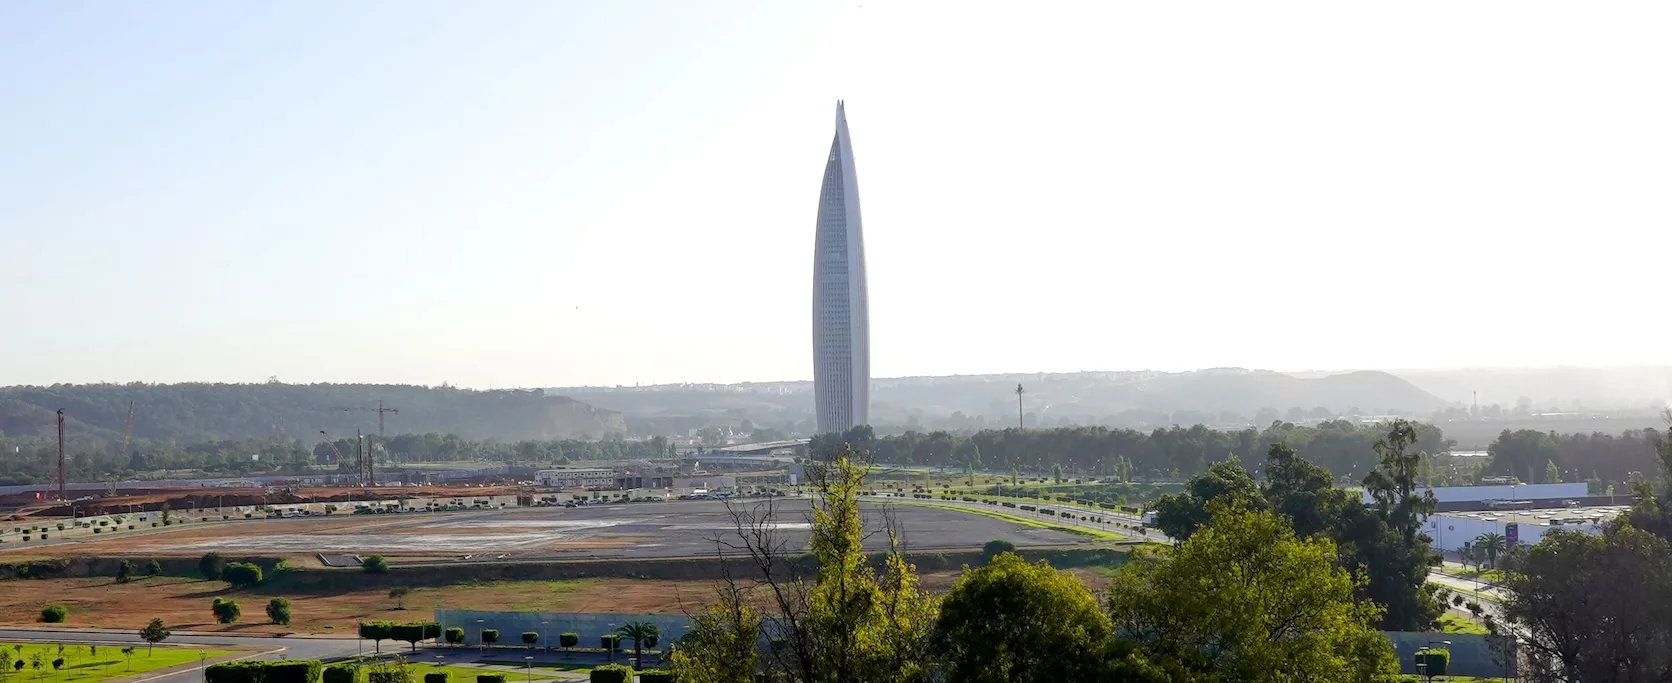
4 2 1670 388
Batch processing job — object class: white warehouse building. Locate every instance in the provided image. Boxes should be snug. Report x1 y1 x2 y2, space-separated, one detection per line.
1360 482 1589 505
1424 505 1625 553
536 468 617 489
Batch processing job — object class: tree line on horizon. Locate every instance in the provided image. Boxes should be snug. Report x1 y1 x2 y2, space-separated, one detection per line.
0 415 1664 493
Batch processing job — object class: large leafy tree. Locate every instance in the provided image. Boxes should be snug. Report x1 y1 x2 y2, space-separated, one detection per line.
1500 522 1672 682
679 447 936 683
1149 458 1264 541
1105 504 1398 683
934 552 1113 683
668 592 761 683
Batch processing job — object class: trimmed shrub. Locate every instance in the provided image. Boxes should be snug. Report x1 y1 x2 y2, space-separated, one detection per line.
521 631 538 646
223 562 263 587
588 665 632 683
638 671 675 683
212 597 242 624
323 666 358 683
206 660 322 683
476 676 506 683
444 627 464 645
981 539 1016 561
600 634 619 651
423 674 447 683
481 629 499 645
266 597 292 625
559 632 578 649
1415 648 1450 677
39 604 67 623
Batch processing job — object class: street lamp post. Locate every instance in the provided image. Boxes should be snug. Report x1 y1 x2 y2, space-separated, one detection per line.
200 651 208 682
477 619 485 655
540 621 548 653
523 656 533 683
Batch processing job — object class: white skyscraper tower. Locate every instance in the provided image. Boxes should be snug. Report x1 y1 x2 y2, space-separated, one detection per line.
812 101 870 434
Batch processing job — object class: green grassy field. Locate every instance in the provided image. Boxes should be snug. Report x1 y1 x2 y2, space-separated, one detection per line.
1436 613 1488 635
0 642 231 683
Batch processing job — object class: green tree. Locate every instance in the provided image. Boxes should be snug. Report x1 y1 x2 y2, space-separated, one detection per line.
668 598 760 683
934 552 1113 683
979 539 1015 563
1150 457 1264 541
1105 504 1398 682
616 622 660 670
116 559 134 583
1501 522 1672 682
144 559 162 577
362 555 389 574
1475 532 1507 569
38 605 67 623
140 619 170 653
361 622 393 653
674 450 936 683
388 586 411 609
1545 458 1562 483
222 562 262 587
521 632 538 649
265 597 292 626
199 552 226 580
211 598 241 624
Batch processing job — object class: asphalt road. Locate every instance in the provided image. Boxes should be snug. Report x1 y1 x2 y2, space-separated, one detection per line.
0 629 360 683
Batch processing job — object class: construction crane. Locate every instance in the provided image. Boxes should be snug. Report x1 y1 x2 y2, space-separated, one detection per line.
332 400 399 438
318 430 348 467
117 400 136 461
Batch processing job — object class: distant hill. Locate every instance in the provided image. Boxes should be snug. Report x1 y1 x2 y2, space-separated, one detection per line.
1393 366 1672 411
557 368 1453 433
0 383 625 443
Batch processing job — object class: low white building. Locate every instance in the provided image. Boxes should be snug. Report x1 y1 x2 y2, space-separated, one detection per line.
536 467 617 489
1424 505 1626 552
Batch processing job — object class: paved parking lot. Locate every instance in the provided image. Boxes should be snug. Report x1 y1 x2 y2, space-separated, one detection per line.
155 498 1093 559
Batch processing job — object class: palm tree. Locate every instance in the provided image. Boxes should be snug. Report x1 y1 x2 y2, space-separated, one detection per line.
615 622 660 671
1477 532 1507 569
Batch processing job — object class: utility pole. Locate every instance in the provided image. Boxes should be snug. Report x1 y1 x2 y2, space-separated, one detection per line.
1015 384 1025 430
56 409 66 501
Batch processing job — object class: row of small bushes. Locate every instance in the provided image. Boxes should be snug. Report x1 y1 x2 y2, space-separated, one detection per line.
206 660 322 683
587 665 671 683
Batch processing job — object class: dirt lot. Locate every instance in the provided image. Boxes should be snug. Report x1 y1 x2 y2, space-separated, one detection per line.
0 569 1114 634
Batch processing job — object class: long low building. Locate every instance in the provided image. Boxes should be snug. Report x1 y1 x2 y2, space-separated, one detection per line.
1424 505 1627 552
535 468 617 489
1362 482 1588 505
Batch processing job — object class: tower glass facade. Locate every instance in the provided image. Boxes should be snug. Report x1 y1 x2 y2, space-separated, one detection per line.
812 101 870 434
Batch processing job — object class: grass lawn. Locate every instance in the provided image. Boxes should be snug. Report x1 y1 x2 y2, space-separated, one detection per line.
0 642 231 683
1437 613 1488 635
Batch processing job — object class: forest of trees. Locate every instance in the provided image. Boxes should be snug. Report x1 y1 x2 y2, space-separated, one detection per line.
2 413 1664 492
820 421 1455 482
0 382 623 443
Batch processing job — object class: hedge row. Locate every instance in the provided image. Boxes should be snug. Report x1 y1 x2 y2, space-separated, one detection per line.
206 660 322 683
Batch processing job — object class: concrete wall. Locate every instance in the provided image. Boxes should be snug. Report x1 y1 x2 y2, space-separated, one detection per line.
1384 632 1516 678
435 609 692 647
